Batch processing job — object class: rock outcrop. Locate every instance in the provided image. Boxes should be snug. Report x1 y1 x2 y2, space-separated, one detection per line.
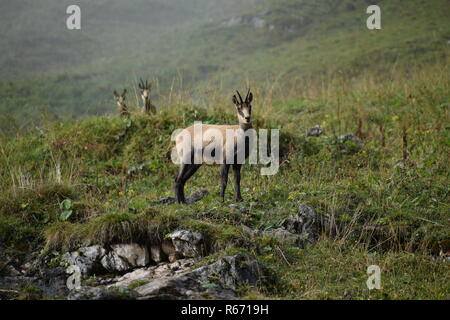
243 204 327 247
62 229 207 279
68 254 263 300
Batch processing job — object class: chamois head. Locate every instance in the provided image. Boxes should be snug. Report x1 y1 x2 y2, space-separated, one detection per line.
138 78 156 114
138 78 151 100
232 89 253 125
113 89 129 117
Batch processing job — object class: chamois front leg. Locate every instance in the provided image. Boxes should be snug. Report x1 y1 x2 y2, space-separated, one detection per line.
232 164 243 202
220 164 230 201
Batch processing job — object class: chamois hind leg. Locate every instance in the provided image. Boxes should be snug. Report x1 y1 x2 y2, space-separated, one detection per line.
220 164 230 202
232 164 243 202
175 163 191 204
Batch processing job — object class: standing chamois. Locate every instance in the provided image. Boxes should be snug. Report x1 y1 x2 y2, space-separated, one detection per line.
138 78 157 114
174 89 253 204
113 89 130 118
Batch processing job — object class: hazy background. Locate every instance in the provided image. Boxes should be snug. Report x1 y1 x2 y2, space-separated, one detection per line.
0 0 448 133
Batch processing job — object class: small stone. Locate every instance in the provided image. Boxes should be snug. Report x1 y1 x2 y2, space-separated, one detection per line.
157 196 176 205
229 204 249 214
337 133 363 153
282 204 327 246
186 189 209 204
306 125 324 137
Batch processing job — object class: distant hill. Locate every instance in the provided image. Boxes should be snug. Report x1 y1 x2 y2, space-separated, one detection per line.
0 0 449 133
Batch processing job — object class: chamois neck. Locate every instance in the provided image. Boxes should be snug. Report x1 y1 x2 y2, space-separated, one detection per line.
239 122 252 131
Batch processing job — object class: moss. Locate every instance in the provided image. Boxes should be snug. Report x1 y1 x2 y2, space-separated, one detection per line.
17 285 43 300
128 279 150 290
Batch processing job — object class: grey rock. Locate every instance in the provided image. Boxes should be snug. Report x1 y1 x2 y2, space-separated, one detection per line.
101 251 129 272
135 254 263 299
241 204 327 247
100 244 149 272
61 245 106 276
68 286 137 300
186 189 209 204
338 133 363 153
306 125 324 137
111 268 153 289
265 228 303 245
111 259 195 289
229 204 249 214
112 244 149 267
282 204 327 245
157 196 176 204
169 230 205 258
0 267 69 299
242 226 303 246
161 239 178 262
150 245 167 263
68 254 264 300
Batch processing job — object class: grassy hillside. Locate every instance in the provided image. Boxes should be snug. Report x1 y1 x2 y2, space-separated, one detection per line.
1 0 449 135
1 62 448 299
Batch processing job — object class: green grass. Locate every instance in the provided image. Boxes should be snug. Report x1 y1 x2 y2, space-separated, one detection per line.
0 60 448 299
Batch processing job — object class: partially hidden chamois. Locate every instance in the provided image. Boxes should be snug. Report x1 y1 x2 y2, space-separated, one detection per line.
113 89 130 118
174 89 253 204
138 78 157 114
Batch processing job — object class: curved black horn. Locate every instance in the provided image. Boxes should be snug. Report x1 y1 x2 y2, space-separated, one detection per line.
236 90 244 104
245 88 251 102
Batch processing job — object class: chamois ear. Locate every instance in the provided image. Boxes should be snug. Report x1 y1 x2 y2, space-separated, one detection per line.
247 92 253 103
232 95 239 106
122 89 127 96
113 90 119 97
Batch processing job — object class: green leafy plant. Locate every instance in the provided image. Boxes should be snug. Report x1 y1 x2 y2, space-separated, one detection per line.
59 199 73 221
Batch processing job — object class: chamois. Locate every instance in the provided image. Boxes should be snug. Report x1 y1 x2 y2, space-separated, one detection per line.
174 89 253 204
113 89 130 118
138 78 157 114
